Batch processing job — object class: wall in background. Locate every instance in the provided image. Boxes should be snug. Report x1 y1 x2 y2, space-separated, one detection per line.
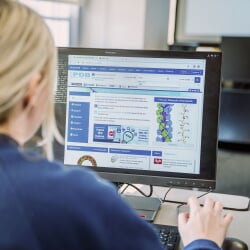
144 0 170 50
80 0 170 50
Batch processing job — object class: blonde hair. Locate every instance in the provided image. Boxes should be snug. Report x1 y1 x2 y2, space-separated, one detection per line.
0 0 63 160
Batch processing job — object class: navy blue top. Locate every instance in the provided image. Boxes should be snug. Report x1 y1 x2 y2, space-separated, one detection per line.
0 134 221 250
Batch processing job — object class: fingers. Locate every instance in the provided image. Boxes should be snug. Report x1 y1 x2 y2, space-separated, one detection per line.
178 211 189 224
188 196 201 216
178 211 190 231
179 195 233 247
188 196 232 224
188 196 227 220
223 213 233 227
203 197 215 210
214 200 223 213
203 197 223 213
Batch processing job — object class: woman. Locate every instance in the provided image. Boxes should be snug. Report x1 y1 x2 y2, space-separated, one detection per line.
0 1 232 249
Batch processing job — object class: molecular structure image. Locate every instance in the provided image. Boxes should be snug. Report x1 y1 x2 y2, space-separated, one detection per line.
177 104 191 143
156 103 173 142
156 103 192 143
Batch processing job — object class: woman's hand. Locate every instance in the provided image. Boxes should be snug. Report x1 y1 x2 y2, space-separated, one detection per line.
178 196 233 247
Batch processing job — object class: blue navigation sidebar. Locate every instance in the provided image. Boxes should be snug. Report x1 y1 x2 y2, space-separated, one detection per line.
67 101 89 143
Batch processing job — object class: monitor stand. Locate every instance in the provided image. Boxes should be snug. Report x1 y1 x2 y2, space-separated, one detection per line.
122 194 161 222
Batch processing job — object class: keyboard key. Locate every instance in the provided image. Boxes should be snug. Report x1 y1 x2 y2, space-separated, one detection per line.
152 224 180 250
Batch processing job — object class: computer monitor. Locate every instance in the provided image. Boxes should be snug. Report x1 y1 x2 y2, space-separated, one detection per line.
55 48 221 191
221 36 250 83
218 37 250 145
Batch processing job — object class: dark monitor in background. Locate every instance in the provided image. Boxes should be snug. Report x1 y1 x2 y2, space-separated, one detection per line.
218 89 250 145
218 37 250 145
221 36 250 83
55 48 221 195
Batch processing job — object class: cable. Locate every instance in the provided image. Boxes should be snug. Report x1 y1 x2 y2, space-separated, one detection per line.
113 182 125 190
162 186 173 202
120 184 154 197
119 184 129 194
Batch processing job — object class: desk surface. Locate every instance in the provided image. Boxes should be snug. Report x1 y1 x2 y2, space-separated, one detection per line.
121 185 250 247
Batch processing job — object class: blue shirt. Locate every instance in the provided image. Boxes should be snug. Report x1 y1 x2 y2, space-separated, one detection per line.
0 134 220 250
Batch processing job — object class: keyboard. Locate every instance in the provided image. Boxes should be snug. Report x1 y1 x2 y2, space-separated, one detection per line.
152 224 181 250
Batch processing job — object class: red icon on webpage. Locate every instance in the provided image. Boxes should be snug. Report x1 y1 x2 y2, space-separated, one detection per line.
154 158 162 164
108 131 114 137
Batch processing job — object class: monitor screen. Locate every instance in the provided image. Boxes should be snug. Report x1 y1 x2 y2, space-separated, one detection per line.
55 48 222 190
174 1 250 45
221 36 250 83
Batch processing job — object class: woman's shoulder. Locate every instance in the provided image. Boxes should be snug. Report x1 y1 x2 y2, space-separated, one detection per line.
34 161 119 205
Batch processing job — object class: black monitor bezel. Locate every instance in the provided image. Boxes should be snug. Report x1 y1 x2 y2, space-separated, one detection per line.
57 48 222 189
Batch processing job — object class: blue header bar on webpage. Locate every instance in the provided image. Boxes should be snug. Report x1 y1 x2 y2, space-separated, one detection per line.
68 65 203 75
154 97 197 104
